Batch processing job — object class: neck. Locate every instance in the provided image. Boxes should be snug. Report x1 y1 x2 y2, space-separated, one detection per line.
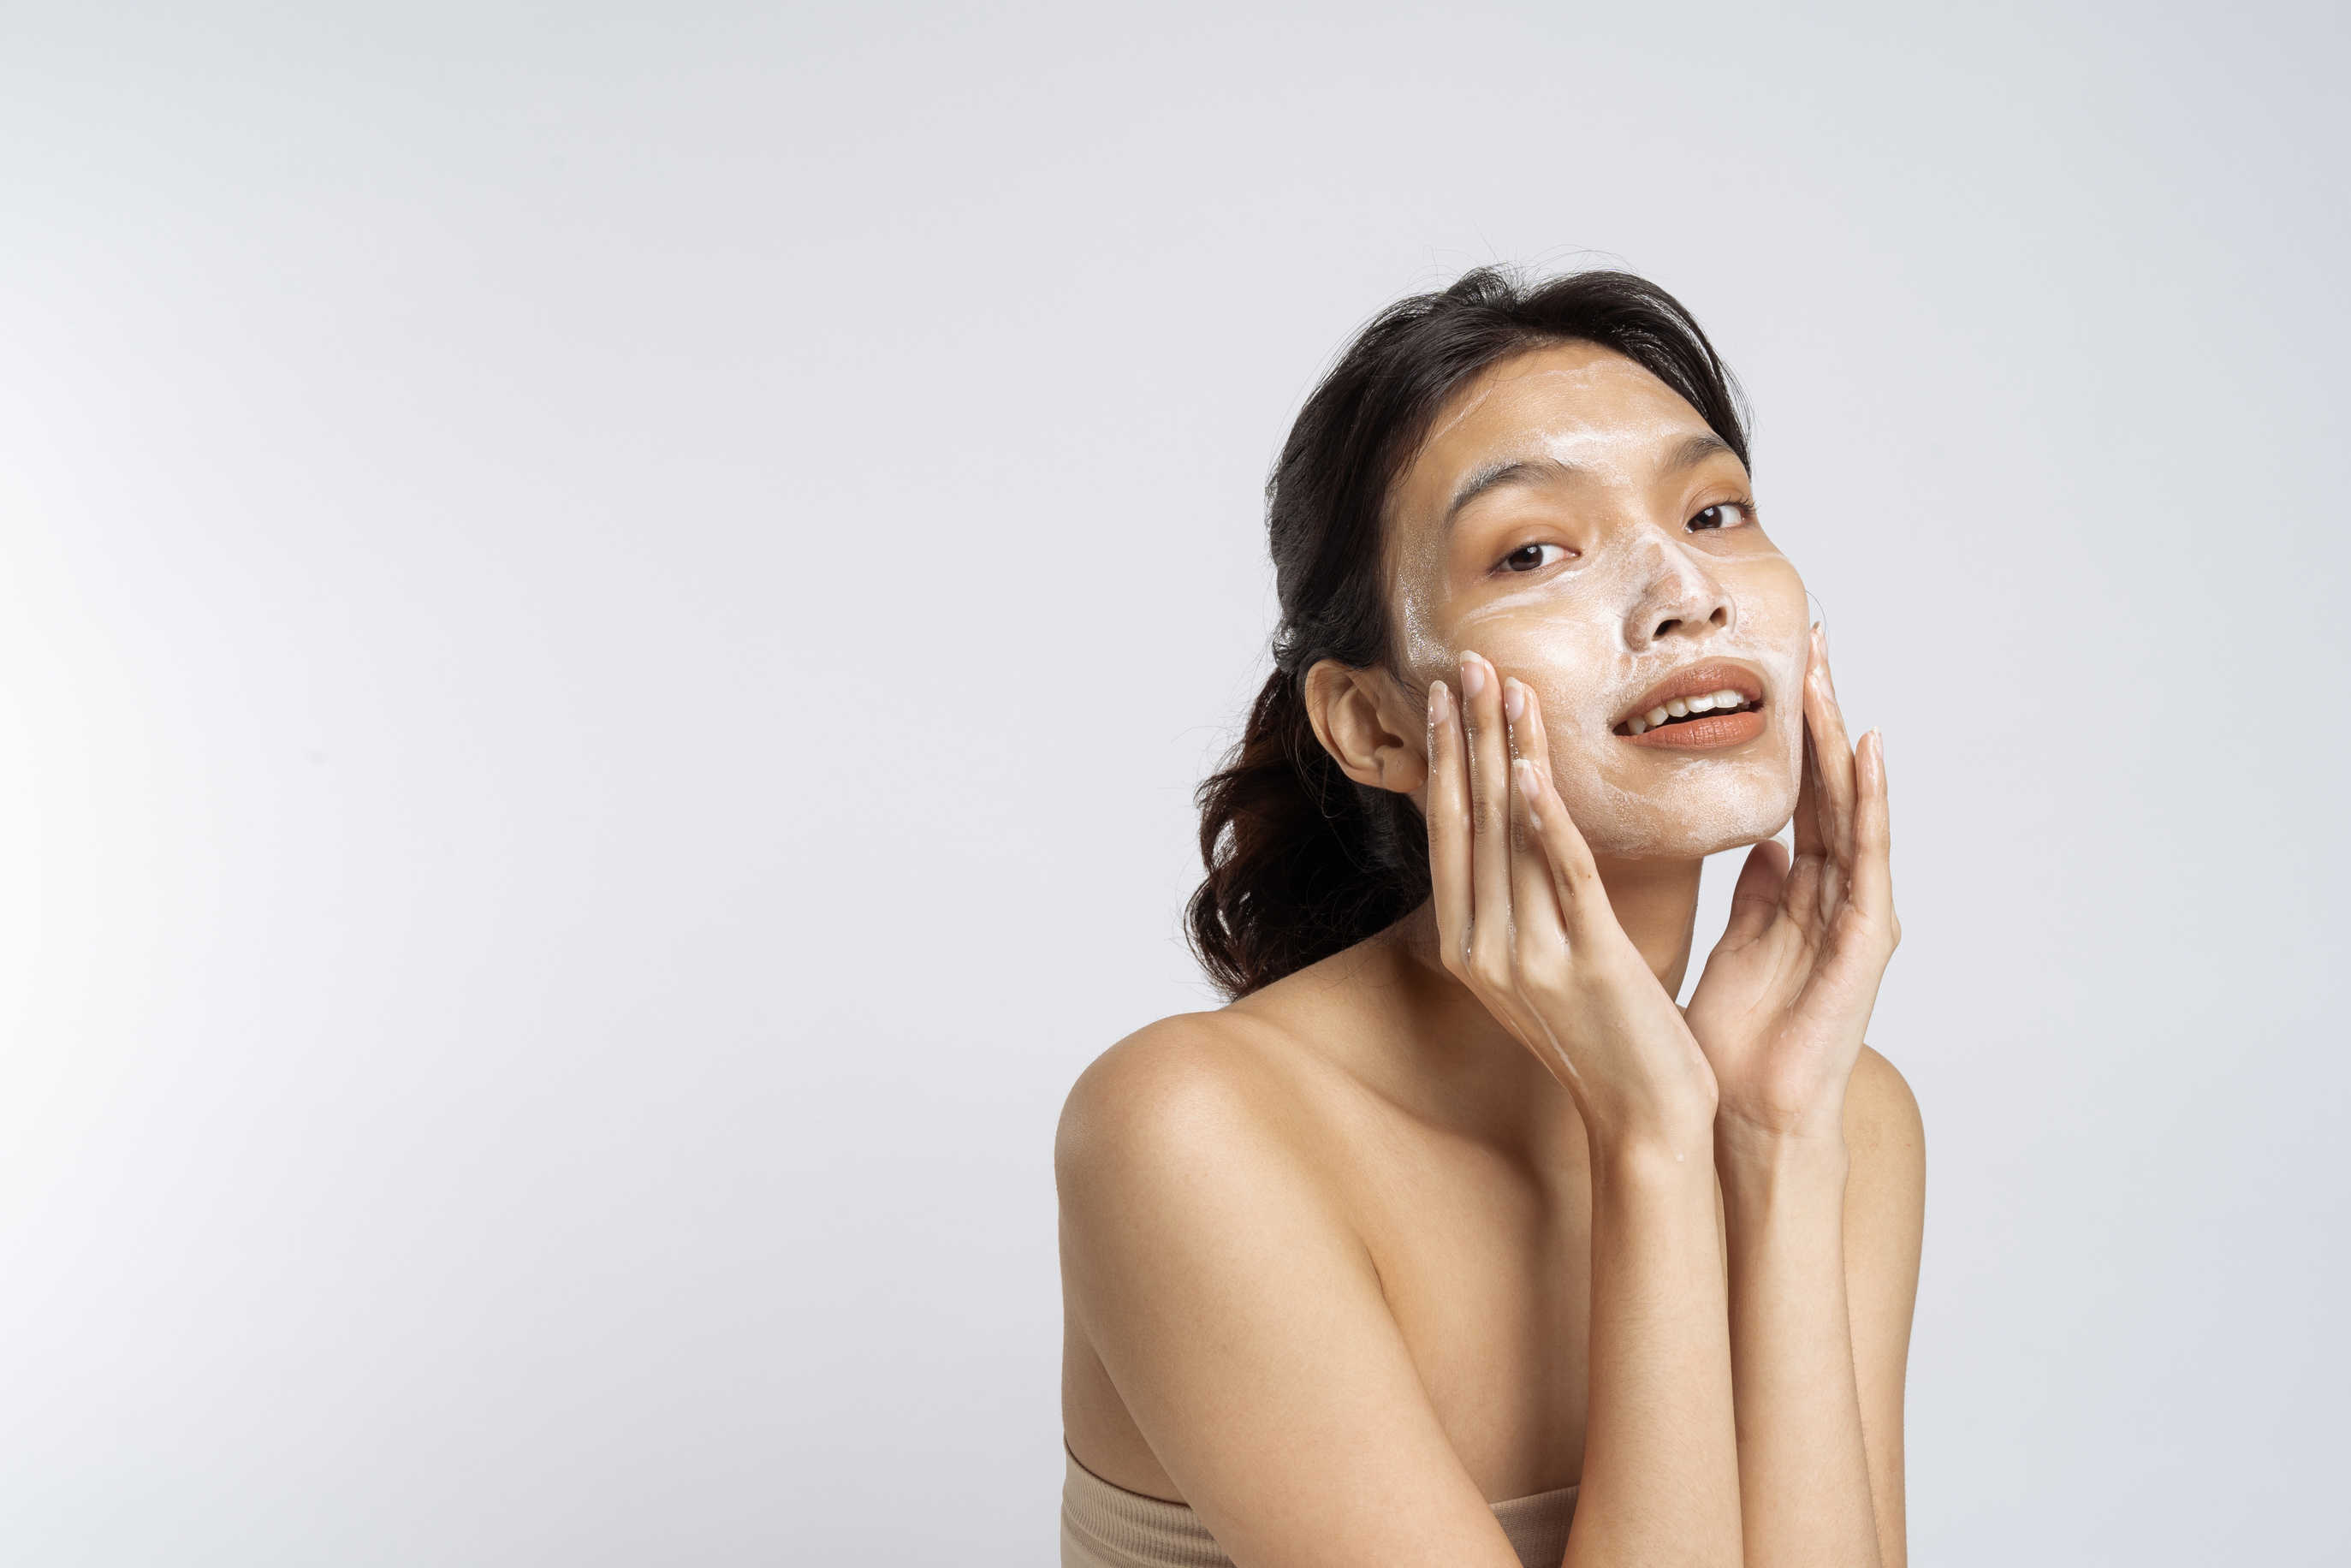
1587 853 1707 995
1366 854 1707 1149
1392 854 1705 998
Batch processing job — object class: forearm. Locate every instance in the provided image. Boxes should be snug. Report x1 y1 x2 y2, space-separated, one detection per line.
1564 1136 1742 1568
1717 1131 1880 1568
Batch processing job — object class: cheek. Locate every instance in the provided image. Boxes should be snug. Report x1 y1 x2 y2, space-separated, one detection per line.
1446 598 1629 711
1397 554 1813 857
1751 558 1814 650
1387 535 1467 686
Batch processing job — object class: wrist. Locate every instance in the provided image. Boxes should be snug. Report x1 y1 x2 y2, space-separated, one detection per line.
1713 1117 1850 1201
1571 1066 1719 1158
1588 1122 1719 1193
1581 1100 1719 1163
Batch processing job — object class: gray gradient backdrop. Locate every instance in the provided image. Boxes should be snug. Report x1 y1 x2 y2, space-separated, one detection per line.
1 3 2342 1563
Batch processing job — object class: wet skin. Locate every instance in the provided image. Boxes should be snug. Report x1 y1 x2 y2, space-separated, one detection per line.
1382 340 1810 865
1058 343 1921 1568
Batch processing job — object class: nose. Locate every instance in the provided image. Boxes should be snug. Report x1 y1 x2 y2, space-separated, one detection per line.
1622 541 1736 651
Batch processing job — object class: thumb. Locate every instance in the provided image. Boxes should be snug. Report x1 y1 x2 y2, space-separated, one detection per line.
1717 838 1790 951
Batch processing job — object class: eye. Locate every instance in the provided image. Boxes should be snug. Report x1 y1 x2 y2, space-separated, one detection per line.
1688 502 1751 532
1501 543 1570 573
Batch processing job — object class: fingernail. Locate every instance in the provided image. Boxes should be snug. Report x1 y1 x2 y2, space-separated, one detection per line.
1428 680 1452 724
1458 653 1486 698
1503 680 1525 722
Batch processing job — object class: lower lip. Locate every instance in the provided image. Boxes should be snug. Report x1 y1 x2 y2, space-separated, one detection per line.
1618 710 1767 750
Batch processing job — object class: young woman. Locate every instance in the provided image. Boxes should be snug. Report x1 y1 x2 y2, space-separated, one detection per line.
1056 269 1923 1568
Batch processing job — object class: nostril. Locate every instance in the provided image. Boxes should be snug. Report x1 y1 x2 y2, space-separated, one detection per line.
1653 618 1679 638
1709 607 1729 627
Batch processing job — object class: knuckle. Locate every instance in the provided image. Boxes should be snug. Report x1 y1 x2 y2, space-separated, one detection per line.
1514 947 1564 993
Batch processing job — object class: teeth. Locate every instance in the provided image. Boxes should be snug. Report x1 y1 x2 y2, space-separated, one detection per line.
1624 690 1757 734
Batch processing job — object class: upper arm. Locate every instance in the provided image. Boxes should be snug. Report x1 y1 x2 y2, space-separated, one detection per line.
1842 1045 1927 1567
1056 1025 1525 1568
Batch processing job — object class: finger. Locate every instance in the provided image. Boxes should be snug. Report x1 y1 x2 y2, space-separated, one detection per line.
1719 837 1790 949
1424 680 1473 981
1508 691 1606 939
1791 713 1826 862
1503 680 1568 958
1848 728 1896 938
1781 848 1826 932
1804 623 1859 875
1459 652 1515 977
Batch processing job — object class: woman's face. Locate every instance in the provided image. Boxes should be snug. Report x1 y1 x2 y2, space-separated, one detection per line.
1386 342 1809 860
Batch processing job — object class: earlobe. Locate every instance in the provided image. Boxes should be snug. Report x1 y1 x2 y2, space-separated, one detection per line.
1381 737 1432 796
1303 661 1428 796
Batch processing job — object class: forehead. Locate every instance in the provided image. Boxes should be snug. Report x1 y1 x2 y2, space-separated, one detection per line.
1394 342 1717 520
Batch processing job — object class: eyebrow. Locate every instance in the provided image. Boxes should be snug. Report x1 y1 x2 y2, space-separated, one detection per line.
1665 432 1738 473
1441 457 1577 531
1440 434 1742 531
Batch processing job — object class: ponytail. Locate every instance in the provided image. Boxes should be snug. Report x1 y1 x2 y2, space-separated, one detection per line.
1186 669 1430 998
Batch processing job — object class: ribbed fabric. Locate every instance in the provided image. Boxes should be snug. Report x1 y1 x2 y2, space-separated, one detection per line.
1061 1447 1578 1568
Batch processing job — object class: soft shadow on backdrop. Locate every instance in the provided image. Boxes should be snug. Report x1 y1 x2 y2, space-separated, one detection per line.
0 3 2342 1563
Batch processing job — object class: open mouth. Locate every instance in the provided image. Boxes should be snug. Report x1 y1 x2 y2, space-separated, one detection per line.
1614 688 1761 738
1610 664 1768 749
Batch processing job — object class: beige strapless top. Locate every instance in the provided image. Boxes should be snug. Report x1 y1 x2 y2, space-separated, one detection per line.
1061 1447 1578 1568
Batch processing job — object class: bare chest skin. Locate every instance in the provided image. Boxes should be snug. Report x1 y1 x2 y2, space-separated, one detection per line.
1339 1074 1598 1500
1062 934 1610 1505
1062 338 1919 1565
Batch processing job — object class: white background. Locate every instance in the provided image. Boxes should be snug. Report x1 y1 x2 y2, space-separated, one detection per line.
1 3 2343 1563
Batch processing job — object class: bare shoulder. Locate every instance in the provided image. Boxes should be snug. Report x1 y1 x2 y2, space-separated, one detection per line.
1844 1045 1926 1177
1055 1008 1328 1203
1842 1046 1927 1284
1055 1007 1381 1421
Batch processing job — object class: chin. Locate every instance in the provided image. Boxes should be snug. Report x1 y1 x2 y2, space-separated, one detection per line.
1561 746 1802 862
1575 809 1794 863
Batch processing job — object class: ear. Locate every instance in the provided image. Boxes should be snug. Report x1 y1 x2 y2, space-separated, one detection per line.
1303 659 1429 796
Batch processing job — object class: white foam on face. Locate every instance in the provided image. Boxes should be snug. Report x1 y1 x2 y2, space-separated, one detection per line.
1420 539 1807 859
1381 345 1809 859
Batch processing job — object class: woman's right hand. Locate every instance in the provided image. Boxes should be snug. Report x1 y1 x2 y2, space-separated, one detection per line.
1428 650 1719 1150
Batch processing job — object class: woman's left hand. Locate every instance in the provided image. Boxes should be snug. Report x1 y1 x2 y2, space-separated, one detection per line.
1683 627 1899 1151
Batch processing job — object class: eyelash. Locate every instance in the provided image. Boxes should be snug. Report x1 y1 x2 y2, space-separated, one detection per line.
1493 502 1754 573
1499 543 1570 573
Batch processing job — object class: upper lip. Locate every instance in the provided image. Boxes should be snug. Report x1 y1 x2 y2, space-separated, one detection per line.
1612 661 1767 730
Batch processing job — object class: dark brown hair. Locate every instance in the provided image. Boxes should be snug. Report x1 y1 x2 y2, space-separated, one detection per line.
1186 266 1751 998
